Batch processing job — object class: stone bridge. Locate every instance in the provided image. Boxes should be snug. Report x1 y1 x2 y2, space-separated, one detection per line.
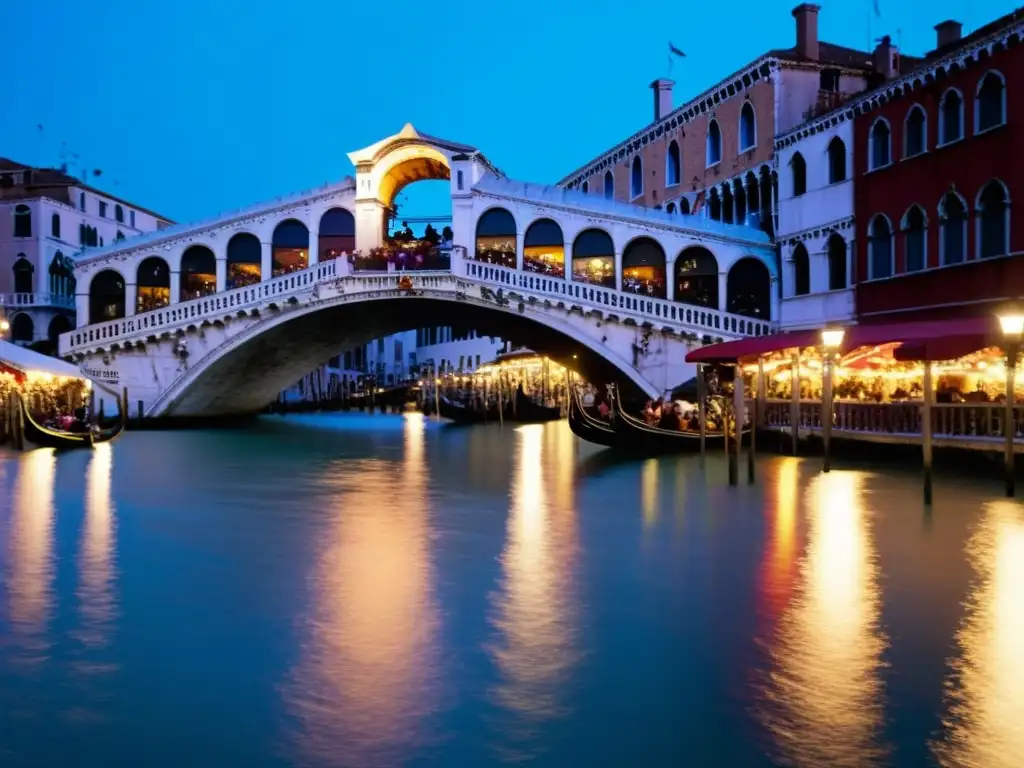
59 124 778 418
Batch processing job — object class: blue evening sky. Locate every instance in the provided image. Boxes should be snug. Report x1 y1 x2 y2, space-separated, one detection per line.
1 0 1017 226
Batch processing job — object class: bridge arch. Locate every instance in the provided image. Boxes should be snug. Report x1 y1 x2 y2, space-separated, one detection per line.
272 219 310 276
146 293 659 418
726 256 772 320
523 218 565 278
180 245 217 302
621 236 666 299
674 246 719 310
89 268 127 324
474 207 517 268
571 228 615 288
137 256 171 312
227 232 262 288
318 207 355 261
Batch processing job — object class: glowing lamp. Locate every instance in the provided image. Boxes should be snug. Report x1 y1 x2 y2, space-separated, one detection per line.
998 313 1024 339
0 319 9 332
820 328 845 350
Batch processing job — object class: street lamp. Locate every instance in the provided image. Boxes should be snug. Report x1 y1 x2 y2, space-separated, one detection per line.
998 309 1024 496
819 327 845 473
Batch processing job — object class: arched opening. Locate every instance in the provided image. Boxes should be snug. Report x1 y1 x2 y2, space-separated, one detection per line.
48 314 72 344
180 245 217 302
675 247 719 309
827 234 847 290
706 119 722 166
902 205 927 272
523 218 565 277
666 141 681 186
572 228 615 288
621 237 666 298
226 232 262 288
13 256 34 294
115 204 124 223
739 102 756 151
136 256 171 312
319 208 356 262
734 183 747 225
869 119 891 169
791 152 807 197
709 188 722 221
272 219 309 277
13 204 32 238
940 89 963 145
678 197 691 215
474 208 517 268
604 170 614 200
630 156 643 198
939 192 967 265
726 258 771 319
827 137 846 183
51 213 61 238
792 244 810 296
666 202 676 214
48 252 74 297
978 180 1009 259
89 269 126 323
868 215 893 279
10 314 34 343
721 185 734 225
904 105 927 158
976 71 1006 132
582 180 589 194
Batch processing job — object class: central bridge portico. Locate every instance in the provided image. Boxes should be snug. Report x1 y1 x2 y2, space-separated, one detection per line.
60 125 778 418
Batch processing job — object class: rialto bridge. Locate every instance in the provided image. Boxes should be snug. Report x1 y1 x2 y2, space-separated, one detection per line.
58 125 779 418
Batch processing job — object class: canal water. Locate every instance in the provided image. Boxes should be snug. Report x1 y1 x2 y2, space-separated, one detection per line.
1 413 1022 767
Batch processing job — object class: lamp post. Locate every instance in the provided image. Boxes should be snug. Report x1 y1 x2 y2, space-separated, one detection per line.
998 310 1024 497
820 327 845 473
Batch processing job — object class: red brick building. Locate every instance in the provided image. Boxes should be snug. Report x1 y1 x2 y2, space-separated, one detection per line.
853 11 1024 322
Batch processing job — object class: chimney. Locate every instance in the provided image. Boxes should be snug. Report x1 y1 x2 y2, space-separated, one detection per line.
792 3 821 61
935 20 962 49
873 35 897 79
650 79 674 122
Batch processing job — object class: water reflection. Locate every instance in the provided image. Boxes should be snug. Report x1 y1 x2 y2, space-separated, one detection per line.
77 443 118 649
758 457 799 623
641 458 659 529
284 413 439 767
759 470 889 766
4 450 57 656
488 424 580 760
932 500 1024 767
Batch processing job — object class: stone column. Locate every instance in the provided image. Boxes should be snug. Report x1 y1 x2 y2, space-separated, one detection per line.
718 272 728 314
664 259 675 301
75 293 89 328
515 232 524 271
307 231 319 267
170 271 181 305
261 242 273 282
563 241 572 281
125 283 137 317
614 252 623 292
215 257 227 293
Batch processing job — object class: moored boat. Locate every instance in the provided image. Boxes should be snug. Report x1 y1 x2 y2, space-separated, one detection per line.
18 387 128 451
611 387 730 456
567 385 616 447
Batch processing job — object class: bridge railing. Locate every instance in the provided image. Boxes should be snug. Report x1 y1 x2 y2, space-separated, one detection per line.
1 292 76 310
461 261 771 338
61 260 340 355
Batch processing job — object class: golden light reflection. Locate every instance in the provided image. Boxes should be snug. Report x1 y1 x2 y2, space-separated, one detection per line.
78 443 117 648
931 500 1024 767
7 449 56 635
488 424 580 757
285 412 439 766
641 458 659 529
759 457 799 622
544 421 575 512
759 470 889 766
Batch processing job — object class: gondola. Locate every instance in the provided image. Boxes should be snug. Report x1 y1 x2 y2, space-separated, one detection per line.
436 395 497 425
505 387 561 423
18 388 128 451
567 385 616 447
610 387 730 456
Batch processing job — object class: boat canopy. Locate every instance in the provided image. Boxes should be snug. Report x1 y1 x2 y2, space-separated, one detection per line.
0 340 85 379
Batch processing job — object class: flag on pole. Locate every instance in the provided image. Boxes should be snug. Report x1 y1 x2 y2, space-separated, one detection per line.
669 42 686 57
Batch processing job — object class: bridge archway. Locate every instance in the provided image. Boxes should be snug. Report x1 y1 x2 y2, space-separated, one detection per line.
726 257 772 320
227 233 262 288
675 246 719 310
89 269 126 323
272 220 309 277
137 256 171 312
571 229 615 288
475 208 517 268
621 237 666 299
523 218 565 278
181 246 216 302
319 208 355 261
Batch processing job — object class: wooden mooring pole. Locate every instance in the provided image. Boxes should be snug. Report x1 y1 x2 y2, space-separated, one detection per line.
922 362 934 505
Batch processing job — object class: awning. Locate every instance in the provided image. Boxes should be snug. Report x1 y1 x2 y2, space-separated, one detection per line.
685 316 1004 364
0 340 85 379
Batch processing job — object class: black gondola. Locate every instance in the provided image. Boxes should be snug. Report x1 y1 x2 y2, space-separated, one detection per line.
567 385 616 447
19 387 128 451
436 395 497 425
610 387 730 456
505 386 561 423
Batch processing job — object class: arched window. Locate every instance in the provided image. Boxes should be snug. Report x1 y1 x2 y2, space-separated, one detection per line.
136 256 171 312
706 119 722 166
604 170 614 200
523 218 565 277
904 105 927 158
666 202 676 214
976 71 1007 133
88 269 126 323
13 256 34 294
13 204 31 238
901 205 927 272
115 204 124 223
791 152 807 197
630 156 643 199
666 140 681 186
709 188 722 221
115 230 125 241
827 234 846 290
47 315 72 345
474 207 517 268
48 251 74 296
79 191 86 211
51 213 60 239
939 192 967 265
726 258 771 319
621 237 667 298
868 215 893 279
10 314 34 343
675 246 719 309
939 89 964 145
792 244 810 296
581 180 589 194
571 228 615 288
869 119 891 169
739 102 757 152
827 137 846 184
678 197 691 215
271 219 309 277
227 232 262 288
319 207 355 262
180 245 217 301
977 180 1010 259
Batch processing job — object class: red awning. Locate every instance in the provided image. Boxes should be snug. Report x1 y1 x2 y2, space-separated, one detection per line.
685 316 1005 364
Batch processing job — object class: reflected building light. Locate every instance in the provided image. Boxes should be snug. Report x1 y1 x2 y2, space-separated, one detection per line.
641 458 659 529
283 414 438 767
78 443 117 648
758 457 799 623
488 424 579 760
759 470 889 766
7 449 57 635
932 501 1024 767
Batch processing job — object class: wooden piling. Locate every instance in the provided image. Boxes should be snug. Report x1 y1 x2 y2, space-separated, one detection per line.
1005 355 1017 497
922 362 934 505
697 364 707 456
822 354 834 473
790 352 800 455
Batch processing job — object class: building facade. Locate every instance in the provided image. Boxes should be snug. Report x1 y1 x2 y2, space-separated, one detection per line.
852 13 1024 323
0 160 170 348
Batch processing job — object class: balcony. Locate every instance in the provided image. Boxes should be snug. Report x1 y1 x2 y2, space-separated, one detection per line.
0 292 76 311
